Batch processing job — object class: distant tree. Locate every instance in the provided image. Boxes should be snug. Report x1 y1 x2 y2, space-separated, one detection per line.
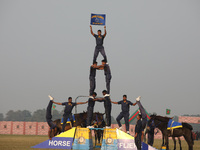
21 110 32 121
31 109 46 122
0 113 4 121
4 110 32 121
5 110 15 121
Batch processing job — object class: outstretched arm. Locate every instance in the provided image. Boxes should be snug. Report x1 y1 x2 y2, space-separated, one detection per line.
77 101 88 105
93 98 104 101
53 101 62 105
103 26 107 37
90 25 94 36
110 99 118 104
93 64 104 70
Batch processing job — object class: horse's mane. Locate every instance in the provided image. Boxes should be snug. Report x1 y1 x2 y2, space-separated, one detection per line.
151 114 171 123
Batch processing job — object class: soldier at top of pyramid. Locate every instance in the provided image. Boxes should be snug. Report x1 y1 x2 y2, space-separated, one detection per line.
90 25 107 63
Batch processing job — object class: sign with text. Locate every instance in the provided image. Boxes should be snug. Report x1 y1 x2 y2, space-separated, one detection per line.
90 13 106 26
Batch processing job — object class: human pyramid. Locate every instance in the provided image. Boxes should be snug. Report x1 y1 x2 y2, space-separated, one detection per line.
45 25 148 150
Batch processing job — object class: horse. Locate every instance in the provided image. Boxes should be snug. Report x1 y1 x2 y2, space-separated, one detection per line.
92 112 105 146
149 114 194 150
49 111 105 140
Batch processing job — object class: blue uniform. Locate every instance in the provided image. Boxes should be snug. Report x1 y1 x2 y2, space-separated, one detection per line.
135 119 142 150
93 34 107 63
116 100 133 132
61 102 76 132
86 98 95 126
89 66 96 96
147 119 155 146
104 64 112 94
137 101 147 131
98 96 112 126
46 100 57 129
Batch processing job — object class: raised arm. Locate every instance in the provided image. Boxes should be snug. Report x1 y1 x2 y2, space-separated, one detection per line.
77 101 88 105
132 102 137 106
53 101 62 105
103 26 107 37
90 25 94 36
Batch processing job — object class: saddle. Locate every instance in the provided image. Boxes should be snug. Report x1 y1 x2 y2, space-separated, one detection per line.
167 119 182 135
61 115 75 124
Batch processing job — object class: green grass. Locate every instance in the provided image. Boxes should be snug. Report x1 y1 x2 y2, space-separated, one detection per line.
0 134 200 150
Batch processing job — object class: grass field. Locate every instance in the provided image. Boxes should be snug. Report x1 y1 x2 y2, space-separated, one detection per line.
0 134 200 150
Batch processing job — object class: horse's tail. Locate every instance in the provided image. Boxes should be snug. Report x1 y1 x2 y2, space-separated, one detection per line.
191 132 194 145
182 122 193 130
182 122 194 145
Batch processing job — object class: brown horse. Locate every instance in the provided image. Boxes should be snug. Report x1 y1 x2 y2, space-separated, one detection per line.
149 114 194 150
49 112 105 140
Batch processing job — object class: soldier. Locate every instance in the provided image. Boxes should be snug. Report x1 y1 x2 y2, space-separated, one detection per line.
89 62 97 96
46 95 57 140
86 92 98 128
52 96 87 132
133 96 147 141
147 116 155 146
110 95 134 134
93 59 112 94
90 25 107 63
135 114 142 150
95 90 112 128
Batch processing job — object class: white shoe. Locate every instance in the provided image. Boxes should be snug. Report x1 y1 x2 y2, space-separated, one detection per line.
136 96 141 101
106 126 111 129
48 95 54 100
118 126 123 130
127 131 130 134
87 126 93 129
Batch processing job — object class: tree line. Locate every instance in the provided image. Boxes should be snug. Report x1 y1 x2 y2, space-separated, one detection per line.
0 110 198 123
0 109 62 122
0 109 118 123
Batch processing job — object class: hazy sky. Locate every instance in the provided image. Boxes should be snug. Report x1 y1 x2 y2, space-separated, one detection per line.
0 0 200 118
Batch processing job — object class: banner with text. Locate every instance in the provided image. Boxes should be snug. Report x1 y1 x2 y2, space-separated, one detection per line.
90 13 106 26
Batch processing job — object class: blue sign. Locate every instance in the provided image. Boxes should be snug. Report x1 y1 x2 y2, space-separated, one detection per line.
90 13 106 26
32 137 73 149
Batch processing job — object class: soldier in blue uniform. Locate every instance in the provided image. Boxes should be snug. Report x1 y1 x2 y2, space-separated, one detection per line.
147 116 155 146
86 92 98 128
93 59 112 94
95 90 112 128
52 96 88 132
135 114 142 150
110 95 134 134
89 62 97 96
90 25 107 63
46 95 57 140
133 96 147 141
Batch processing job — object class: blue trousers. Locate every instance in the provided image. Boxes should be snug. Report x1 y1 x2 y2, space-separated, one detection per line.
62 113 73 132
105 105 112 126
116 112 130 131
89 76 96 96
105 74 112 94
46 100 57 129
148 132 154 146
137 101 147 130
93 46 107 63
86 107 94 126
135 133 142 150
